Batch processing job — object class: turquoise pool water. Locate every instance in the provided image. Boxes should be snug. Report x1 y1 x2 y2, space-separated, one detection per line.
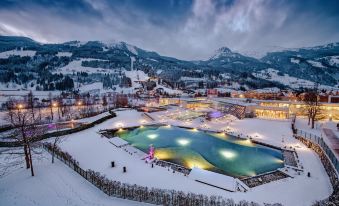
117 125 284 178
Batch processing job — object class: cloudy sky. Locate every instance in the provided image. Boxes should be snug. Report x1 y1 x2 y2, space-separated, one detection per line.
0 0 338 60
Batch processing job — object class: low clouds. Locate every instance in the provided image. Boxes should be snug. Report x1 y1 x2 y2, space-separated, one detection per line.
0 0 338 60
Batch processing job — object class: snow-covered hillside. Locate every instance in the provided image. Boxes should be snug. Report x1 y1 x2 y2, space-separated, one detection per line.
253 68 334 89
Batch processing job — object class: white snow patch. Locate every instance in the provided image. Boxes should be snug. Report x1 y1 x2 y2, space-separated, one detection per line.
180 77 206 81
156 69 162 74
126 45 138 55
0 49 36 59
307 60 326 68
56 52 72 57
148 58 158 62
290 58 300 64
329 56 339 66
124 70 149 82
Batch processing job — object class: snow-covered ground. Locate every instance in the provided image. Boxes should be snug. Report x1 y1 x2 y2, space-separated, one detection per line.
125 70 149 83
45 108 333 206
0 148 148 206
54 58 112 74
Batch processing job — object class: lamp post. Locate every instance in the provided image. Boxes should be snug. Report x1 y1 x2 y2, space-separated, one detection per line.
77 101 82 117
53 103 61 119
17 104 23 110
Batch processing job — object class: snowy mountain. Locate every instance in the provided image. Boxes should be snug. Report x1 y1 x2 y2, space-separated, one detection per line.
197 46 268 73
261 42 339 86
0 36 338 91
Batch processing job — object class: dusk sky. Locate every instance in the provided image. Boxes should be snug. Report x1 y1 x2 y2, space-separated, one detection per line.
0 0 339 60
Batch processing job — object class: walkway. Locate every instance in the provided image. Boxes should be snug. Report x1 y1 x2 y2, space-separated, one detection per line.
322 128 339 158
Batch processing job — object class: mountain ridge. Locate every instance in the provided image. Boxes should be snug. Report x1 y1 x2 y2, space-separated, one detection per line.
0 35 338 89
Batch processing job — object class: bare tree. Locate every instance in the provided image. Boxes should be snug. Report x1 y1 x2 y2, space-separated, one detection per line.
102 94 108 111
27 90 35 119
85 92 91 115
51 124 63 164
48 92 54 120
6 106 46 176
302 87 321 129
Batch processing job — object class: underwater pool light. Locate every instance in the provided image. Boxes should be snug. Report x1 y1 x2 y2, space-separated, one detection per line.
177 138 190 146
147 134 158 139
220 149 237 159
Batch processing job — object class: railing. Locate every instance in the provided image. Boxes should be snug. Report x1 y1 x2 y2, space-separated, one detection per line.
295 129 339 174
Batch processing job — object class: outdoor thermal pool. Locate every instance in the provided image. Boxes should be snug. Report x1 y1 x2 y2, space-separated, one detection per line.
116 125 284 178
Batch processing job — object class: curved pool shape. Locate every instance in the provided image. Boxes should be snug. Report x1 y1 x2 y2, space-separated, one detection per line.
117 126 284 178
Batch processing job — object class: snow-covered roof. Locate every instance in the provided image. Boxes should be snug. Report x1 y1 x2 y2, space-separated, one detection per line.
253 87 281 93
213 98 257 106
108 137 129 147
188 167 237 192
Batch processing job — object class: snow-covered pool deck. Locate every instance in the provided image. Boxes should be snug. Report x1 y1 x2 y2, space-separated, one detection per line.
188 167 246 192
55 108 332 206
